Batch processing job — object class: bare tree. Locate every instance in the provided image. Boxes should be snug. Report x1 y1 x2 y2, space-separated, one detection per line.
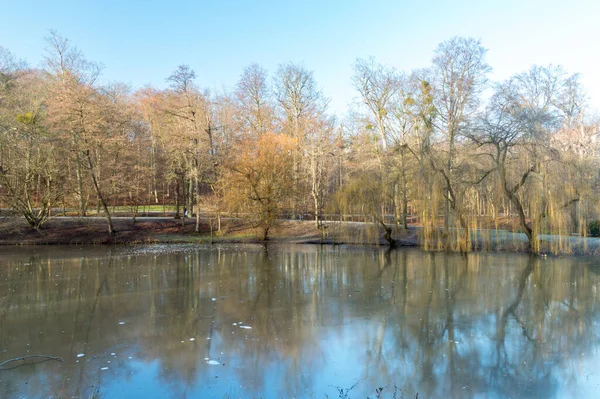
275 62 327 218
44 31 117 234
475 65 584 253
352 58 400 151
0 71 64 228
164 65 218 232
430 37 491 236
235 63 273 137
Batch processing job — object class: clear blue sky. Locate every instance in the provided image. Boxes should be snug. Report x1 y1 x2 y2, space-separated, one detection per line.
1 0 599 116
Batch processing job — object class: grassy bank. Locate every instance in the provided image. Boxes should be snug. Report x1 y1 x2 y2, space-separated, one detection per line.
1 216 598 255
0 216 417 246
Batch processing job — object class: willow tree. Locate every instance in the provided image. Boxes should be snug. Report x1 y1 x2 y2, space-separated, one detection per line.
402 77 446 250
223 133 296 240
475 65 584 254
388 75 425 230
429 37 491 249
552 75 599 237
337 170 396 246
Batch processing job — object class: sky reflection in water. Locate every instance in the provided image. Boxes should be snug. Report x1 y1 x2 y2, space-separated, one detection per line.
0 244 599 398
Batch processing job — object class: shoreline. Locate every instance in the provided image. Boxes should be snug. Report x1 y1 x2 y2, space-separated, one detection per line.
0 216 598 256
0 216 420 247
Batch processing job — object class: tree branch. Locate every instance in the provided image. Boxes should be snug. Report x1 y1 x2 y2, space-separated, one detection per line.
510 166 535 196
460 168 495 185
0 355 63 369
561 197 580 209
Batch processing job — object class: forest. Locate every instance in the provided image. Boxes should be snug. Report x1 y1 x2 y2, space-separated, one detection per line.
0 33 598 254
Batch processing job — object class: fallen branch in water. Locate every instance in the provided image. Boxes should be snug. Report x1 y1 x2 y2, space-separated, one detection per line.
0 355 63 369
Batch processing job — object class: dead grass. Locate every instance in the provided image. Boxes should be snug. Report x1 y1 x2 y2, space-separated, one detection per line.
0 216 418 246
2 215 586 254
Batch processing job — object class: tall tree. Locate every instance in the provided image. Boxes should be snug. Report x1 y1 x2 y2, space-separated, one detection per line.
475 65 584 253
44 31 117 234
431 37 490 236
275 62 326 218
163 65 216 232
0 70 65 228
352 58 400 151
224 132 296 240
235 63 273 137
424 37 491 250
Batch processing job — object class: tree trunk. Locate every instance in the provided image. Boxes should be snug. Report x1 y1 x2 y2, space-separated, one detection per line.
195 180 200 233
380 220 396 247
85 150 114 235
75 152 86 216
401 151 408 229
444 129 456 233
393 182 401 227
174 179 181 219
311 166 320 228
457 215 471 253
95 149 101 216
501 168 537 253
188 177 194 216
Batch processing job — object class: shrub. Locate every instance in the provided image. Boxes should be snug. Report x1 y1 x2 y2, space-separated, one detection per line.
589 220 600 237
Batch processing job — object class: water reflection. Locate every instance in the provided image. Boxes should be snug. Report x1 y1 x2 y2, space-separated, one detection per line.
0 245 599 398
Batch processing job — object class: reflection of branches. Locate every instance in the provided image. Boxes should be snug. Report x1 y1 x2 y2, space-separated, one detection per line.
0 355 63 370
332 379 361 399
0 256 32 327
559 300 580 314
493 257 536 387
75 258 111 398
442 255 469 339
7 246 599 399
376 249 393 279
496 258 535 351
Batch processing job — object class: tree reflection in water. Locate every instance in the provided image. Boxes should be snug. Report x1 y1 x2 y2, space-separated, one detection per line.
0 245 598 398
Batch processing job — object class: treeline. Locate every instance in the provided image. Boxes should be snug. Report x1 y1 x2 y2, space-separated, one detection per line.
0 33 598 253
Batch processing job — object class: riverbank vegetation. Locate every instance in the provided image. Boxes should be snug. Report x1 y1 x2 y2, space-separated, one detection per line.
0 34 598 254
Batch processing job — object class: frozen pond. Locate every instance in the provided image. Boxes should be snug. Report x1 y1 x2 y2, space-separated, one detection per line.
0 244 599 398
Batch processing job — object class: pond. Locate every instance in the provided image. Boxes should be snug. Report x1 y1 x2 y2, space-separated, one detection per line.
0 244 599 398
